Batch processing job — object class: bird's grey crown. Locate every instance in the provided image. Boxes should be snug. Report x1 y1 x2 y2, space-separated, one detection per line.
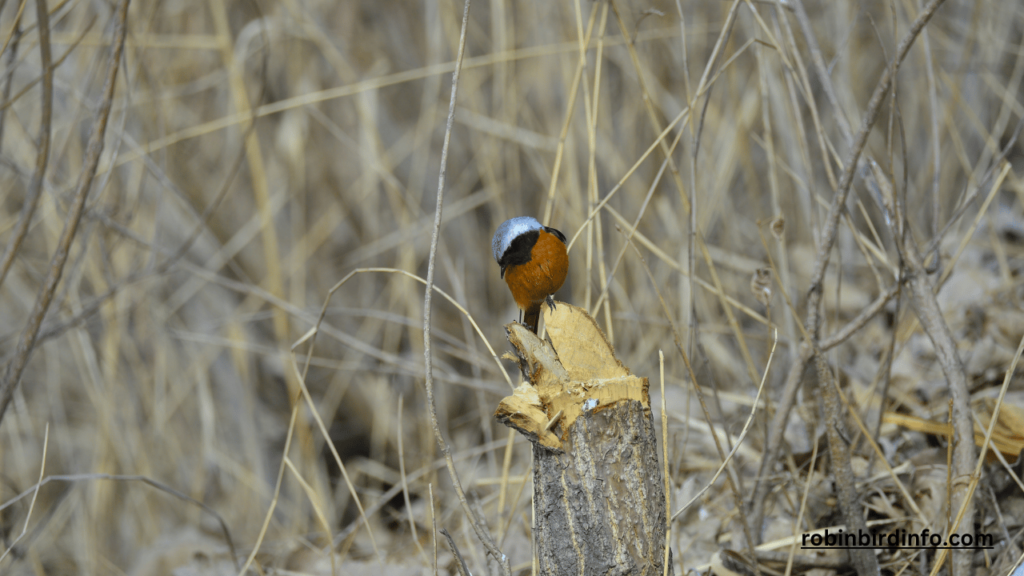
492 216 542 262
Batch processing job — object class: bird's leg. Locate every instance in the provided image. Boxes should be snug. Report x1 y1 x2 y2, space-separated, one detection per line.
545 294 557 312
518 309 523 324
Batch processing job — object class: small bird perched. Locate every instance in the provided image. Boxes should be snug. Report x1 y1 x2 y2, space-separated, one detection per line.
492 216 569 333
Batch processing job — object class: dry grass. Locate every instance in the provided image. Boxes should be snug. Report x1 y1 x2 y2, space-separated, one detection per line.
0 0 1023 574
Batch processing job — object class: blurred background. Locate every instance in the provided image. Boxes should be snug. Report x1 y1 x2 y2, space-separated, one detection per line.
0 0 1022 574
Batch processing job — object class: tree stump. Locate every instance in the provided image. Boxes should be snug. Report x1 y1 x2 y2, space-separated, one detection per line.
495 302 668 575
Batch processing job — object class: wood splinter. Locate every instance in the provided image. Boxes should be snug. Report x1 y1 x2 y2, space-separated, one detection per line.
494 302 669 575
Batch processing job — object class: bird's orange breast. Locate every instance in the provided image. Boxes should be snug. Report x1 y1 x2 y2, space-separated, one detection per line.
503 229 568 310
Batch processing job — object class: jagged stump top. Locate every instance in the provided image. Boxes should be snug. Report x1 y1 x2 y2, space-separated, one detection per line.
494 302 649 451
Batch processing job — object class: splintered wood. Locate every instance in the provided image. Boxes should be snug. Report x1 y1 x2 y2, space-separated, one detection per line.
494 302 668 576
494 302 649 451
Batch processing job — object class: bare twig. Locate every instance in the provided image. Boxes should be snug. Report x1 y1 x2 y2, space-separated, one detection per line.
0 3 24 152
748 0 948 536
19 4 272 351
804 0 946 300
819 283 900 351
0 19 96 116
0 0 130 425
814 355 879 575
900 229 977 576
0 0 49 292
420 0 509 573
440 528 471 576
918 0 941 237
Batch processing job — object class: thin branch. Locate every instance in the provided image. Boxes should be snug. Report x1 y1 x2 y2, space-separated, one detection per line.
0 0 50 292
747 0 948 535
440 529 471 576
19 4 272 351
815 354 879 575
899 222 977 576
0 18 97 115
0 0 130 425
420 0 510 573
0 2 25 152
804 0 947 299
819 283 900 350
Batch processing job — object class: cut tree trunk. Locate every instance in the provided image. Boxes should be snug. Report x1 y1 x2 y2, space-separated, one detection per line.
495 302 668 575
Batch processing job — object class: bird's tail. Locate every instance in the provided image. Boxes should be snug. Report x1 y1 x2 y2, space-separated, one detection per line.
523 303 542 334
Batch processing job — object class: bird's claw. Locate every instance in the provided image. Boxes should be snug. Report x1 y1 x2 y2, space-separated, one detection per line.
545 295 557 312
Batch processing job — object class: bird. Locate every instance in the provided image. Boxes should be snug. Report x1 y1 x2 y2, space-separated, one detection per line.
492 216 569 333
